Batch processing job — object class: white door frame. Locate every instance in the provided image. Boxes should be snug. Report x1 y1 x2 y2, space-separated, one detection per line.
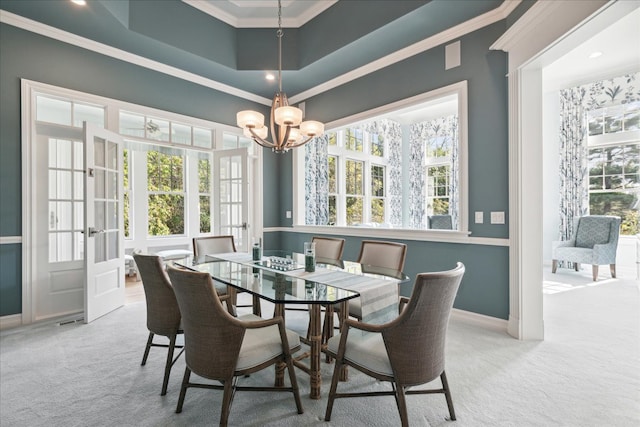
491 0 633 339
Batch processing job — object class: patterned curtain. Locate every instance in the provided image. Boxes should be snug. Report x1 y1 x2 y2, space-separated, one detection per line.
558 72 639 241
409 115 459 229
364 119 403 226
304 135 329 225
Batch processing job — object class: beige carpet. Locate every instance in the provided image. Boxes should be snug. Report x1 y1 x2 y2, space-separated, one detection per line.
1 269 638 426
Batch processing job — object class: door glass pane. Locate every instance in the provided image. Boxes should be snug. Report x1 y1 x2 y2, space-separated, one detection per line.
74 141 84 169
54 232 73 262
94 137 105 167
49 233 56 263
56 171 72 199
56 139 72 169
95 169 105 199
220 181 230 202
74 171 84 200
107 231 118 261
95 232 106 263
56 201 72 230
107 140 118 169
74 231 84 261
95 201 105 229
74 202 83 229
107 201 117 229
107 171 117 199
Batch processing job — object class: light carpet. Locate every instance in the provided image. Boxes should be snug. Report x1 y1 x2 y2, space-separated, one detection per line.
1 270 638 426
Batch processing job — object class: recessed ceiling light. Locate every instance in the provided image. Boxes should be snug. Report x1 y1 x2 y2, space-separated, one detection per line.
265 73 275 81
589 51 603 59
70 0 87 5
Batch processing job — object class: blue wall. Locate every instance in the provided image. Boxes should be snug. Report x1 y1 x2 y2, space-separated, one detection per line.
0 17 510 319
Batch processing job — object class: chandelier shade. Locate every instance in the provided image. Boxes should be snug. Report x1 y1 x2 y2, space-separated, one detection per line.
236 0 324 153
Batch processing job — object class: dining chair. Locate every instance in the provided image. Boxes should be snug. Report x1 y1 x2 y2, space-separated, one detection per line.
311 236 345 261
166 266 304 426
193 235 259 314
133 253 185 396
325 262 465 426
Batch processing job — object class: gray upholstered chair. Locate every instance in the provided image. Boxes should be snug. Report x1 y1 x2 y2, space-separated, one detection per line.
552 215 621 281
133 253 185 396
428 215 453 230
312 236 345 261
166 266 303 426
324 262 465 426
192 235 237 257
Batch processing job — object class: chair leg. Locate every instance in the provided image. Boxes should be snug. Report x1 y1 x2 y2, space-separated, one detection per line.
592 264 598 281
175 367 191 413
552 259 557 273
219 379 234 427
161 334 177 396
441 371 457 421
141 332 154 366
610 264 616 278
324 355 344 421
574 262 580 272
284 354 304 414
394 384 409 427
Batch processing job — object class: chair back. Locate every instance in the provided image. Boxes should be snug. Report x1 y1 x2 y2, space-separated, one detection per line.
382 262 465 386
574 215 621 248
167 266 245 380
192 235 236 257
133 254 181 337
312 236 345 260
428 215 453 230
357 240 407 272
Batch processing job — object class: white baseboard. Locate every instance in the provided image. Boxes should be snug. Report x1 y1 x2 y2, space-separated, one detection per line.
451 308 508 332
0 314 22 331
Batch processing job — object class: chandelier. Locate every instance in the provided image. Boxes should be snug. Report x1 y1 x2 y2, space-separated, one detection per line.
236 0 324 153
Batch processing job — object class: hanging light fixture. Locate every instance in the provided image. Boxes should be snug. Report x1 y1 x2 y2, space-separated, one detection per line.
236 0 324 153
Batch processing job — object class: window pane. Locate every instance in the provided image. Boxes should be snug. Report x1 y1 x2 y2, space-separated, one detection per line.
124 192 130 238
590 191 639 235
37 96 71 126
328 156 337 193
371 198 384 223
147 151 184 191
371 165 385 197
120 112 145 138
198 158 211 193
370 132 384 157
328 132 337 146
624 102 640 131
346 160 363 195
148 194 184 235
345 129 363 152
172 123 191 145
604 105 623 134
194 128 213 148
328 195 336 225
346 196 363 225
200 195 211 233
74 103 104 128
147 118 170 141
588 110 604 136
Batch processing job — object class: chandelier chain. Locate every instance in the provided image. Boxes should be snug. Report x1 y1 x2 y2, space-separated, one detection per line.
277 0 283 93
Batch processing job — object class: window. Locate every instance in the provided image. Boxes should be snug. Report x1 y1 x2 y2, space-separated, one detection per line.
123 149 132 238
147 148 185 236
587 102 640 235
298 81 467 234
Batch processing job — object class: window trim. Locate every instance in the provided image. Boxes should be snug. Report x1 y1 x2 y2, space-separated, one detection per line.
292 80 469 241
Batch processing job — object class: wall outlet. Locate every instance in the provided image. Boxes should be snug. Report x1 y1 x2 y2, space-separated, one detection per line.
475 211 483 224
490 211 505 224
285 210 292 219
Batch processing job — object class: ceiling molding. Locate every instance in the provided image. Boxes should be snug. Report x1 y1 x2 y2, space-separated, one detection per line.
0 10 272 106
182 0 337 28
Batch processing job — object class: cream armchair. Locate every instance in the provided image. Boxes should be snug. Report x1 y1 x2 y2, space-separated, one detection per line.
552 215 621 281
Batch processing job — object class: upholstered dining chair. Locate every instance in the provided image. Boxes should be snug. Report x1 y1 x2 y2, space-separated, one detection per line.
324 262 465 426
311 236 345 261
552 215 621 281
192 235 237 257
133 253 185 396
192 235 258 314
166 266 304 426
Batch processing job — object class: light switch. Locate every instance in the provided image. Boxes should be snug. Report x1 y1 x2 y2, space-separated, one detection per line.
490 211 505 224
285 210 292 219
475 211 483 224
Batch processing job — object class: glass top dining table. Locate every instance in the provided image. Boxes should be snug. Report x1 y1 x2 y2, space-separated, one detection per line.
173 250 409 399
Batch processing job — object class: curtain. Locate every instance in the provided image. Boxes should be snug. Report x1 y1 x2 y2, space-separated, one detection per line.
409 115 459 229
558 72 639 241
304 135 329 225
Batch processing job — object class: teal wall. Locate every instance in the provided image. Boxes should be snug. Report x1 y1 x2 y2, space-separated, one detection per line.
0 17 510 319
268 22 511 319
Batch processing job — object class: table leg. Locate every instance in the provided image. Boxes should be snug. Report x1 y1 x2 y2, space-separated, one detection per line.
274 302 286 387
308 304 322 400
338 301 349 382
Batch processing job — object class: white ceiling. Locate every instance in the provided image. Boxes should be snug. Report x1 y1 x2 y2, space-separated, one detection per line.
182 0 336 28
544 6 640 92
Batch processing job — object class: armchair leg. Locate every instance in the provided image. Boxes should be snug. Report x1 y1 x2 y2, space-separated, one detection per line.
574 263 580 272
441 371 457 421
610 264 616 278
552 260 557 273
141 332 154 365
592 265 598 281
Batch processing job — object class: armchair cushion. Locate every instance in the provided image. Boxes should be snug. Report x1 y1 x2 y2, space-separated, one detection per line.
327 331 392 377
238 314 301 371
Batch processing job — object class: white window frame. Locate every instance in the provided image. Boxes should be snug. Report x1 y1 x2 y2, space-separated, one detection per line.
292 81 470 243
